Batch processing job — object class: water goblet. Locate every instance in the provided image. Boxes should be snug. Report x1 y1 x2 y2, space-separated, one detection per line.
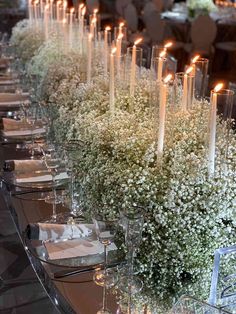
119 207 144 295
55 145 85 223
42 145 62 223
93 215 119 314
93 215 119 288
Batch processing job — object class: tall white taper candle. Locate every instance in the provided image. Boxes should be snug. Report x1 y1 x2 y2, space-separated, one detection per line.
109 47 117 115
208 83 223 175
182 66 193 111
130 38 142 97
157 74 172 155
104 26 110 75
44 4 49 40
87 33 93 84
157 50 166 82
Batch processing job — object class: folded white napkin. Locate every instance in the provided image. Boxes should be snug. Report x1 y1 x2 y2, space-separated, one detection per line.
16 171 69 183
0 80 15 85
45 239 117 260
38 223 93 241
3 118 31 131
3 127 45 137
13 159 46 173
0 93 30 106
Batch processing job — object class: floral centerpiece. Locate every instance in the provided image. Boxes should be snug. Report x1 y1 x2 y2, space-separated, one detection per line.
10 19 44 67
10 20 236 311
186 0 217 18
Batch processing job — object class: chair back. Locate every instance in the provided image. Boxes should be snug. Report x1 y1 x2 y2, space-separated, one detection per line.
124 3 138 32
152 0 164 12
209 245 236 313
86 0 99 14
115 0 132 17
191 15 217 54
163 0 174 11
143 2 158 24
145 11 166 44
173 295 231 313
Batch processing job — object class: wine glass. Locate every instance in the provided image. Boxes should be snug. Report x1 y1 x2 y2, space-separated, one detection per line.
52 144 85 224
119 207 144 295
63 150 85 220
93 215 119 287
93 215 119 314
42 145 62 223
24 104 44 159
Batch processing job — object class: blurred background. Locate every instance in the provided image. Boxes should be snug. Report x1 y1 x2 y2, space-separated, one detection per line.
1 0 236 86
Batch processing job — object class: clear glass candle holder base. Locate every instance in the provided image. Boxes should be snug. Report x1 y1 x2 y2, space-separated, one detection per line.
119 275 143 295
97 310 112 314
93 269 118 288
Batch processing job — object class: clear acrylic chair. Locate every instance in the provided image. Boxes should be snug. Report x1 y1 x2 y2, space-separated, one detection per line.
209 245 236 313
184 15 217 57
123 3 138 33
173 295 232 313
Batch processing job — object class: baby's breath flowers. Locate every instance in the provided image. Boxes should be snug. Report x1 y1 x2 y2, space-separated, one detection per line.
10 23 236 310
10 20 44 66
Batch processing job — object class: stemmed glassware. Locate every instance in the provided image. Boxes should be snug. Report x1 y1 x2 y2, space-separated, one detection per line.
57 142 85 223
42 144 62 223
93 215 119 314
119 207 144 294
23 104 46 158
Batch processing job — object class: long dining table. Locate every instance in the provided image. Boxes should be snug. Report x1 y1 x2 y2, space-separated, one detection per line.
0 139 125 314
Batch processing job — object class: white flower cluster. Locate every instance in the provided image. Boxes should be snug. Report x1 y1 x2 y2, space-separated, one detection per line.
187 0 217 13
11 23 236 310
10 20 44 66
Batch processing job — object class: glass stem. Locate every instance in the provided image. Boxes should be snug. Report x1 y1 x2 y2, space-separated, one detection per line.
31 132 35 159
128 244 135 279
104 244 108 272
52 173 57 219
70 171 74 213
102 285 108 312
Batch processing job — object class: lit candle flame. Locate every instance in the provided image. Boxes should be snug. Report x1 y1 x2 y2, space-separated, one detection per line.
117 33 123 40
164 41 173 49
88 33 93 40
111 47 117 55
92 17 96 24
79 3 84 9
57 0 62 6
82 7 86 15
134 38 142 46
63 1 67 8
214 83 223 93
192 55 200 64
94 8 98 14
164 74 172 84
119 22 125 28
70 7 74 13
159 50 166 58
185 66 193 74
62 18 66 23
105 26 111 31
45 4 49 10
